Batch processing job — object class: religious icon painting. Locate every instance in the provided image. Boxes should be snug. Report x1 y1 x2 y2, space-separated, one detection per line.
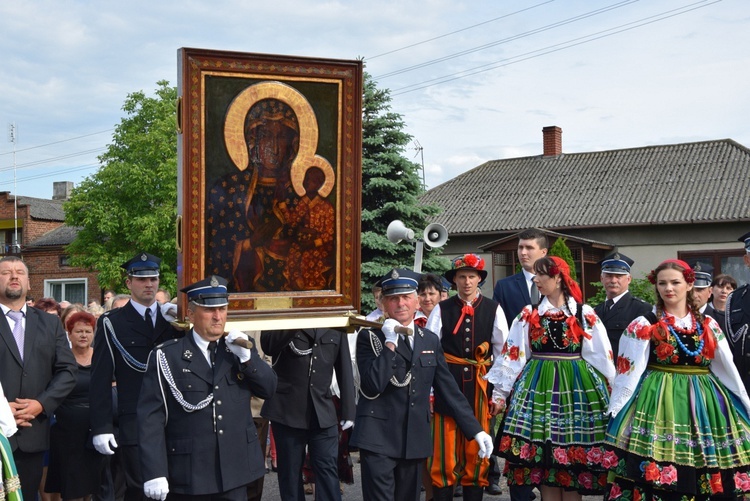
177 48 362 323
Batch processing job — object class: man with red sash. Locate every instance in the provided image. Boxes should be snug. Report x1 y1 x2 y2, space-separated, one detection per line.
426 254 508 500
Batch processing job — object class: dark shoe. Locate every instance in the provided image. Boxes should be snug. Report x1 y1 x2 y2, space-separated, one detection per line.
432 486 455 501
454 485 464 497
486 483 502 495
462 485 484 500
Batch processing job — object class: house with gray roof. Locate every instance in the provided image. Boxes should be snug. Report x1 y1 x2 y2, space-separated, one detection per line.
421 126 750 299
0 182 101 304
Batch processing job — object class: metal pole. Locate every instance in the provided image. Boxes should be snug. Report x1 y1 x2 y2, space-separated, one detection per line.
9 123 18 252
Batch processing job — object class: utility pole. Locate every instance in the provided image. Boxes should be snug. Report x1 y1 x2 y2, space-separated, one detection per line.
413 139 425 190
8 123 19 253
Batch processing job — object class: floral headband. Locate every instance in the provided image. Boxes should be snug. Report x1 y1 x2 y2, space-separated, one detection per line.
647 259 695 284
452 253 485 271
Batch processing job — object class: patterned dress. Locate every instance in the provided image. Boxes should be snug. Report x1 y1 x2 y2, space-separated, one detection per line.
485 297 615 493
606 312 750 501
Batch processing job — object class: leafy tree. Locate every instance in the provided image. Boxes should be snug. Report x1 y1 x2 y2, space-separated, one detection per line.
64 80 178 292
360 73 448 311
548 237 577 280
588 275 656 306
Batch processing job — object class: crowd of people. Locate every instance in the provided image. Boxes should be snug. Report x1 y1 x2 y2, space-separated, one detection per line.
1 229 750 501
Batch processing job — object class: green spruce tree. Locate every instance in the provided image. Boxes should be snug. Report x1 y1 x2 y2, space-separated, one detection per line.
548 237 577 281
360 73 447 312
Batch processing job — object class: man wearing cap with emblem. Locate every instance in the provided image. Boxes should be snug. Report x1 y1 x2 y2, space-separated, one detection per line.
90 252 183 501
593 252 651 356
259 323 355 500
137 275 277 500
351 268 493 501
726 231 750 392
425 255 508 501
691 262 714 313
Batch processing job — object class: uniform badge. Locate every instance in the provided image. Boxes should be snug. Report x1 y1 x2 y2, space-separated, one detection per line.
210 276 219 287
183 350 193 359
141 253 148 261
613 252 620 261
391 269 399 279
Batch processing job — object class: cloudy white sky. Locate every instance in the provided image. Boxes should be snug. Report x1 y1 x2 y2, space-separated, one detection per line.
1 0 748 199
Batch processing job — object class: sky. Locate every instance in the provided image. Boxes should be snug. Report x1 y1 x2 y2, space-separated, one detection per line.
1 0 748 200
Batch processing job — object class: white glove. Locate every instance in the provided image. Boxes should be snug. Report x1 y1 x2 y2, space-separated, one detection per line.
92 433 118 455
144 477 169 501
382 318 400 346
225 330 252 363
474 431 494 459
160 302 178 323
492 388 504 403
340 420 354 430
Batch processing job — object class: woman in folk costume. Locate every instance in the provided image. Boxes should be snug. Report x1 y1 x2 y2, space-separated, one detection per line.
0 381 21 501
605 259 750 501
485 256 616 501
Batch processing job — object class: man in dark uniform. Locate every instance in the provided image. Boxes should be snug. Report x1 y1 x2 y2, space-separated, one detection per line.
691 263 713 314
137 275 277 500
593 252 651 356
90 252 182 501
351 269 493 501
726 231 750 392
260 326 356 501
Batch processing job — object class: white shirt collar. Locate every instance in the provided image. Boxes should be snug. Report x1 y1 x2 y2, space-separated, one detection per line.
129 300 156 320
192 330 214 367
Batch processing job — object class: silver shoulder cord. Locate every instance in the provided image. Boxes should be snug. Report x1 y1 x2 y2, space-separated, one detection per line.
358 330 412 401
726 291 749 354
156 349 214 416
103 316 147 373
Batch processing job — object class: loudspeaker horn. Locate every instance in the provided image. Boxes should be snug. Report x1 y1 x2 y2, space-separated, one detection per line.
386 220 415 244
423 223 448 248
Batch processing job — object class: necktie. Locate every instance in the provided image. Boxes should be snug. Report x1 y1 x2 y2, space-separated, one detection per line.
144 307 154 334
7 310 24 361
530 280 540 306
207 340 217 366
605 299 614 311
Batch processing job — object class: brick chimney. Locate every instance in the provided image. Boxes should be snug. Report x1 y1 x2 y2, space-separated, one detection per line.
52 181 74 200
542 126 562 157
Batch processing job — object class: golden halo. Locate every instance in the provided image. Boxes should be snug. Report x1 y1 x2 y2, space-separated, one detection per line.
292 155 336 198
223 81 319 176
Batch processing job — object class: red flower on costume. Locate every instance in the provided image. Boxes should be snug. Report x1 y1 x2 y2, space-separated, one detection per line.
585 312 599 327
555 471 572 487
500 342 509 355
655 343 675 362
602 450 619 469
643 462 661 482
617 356 632 375
529 469 544 484
553 447 569 465
578 472 594 490
514 469 526 485
734 472 750 491
568 446 587 464
633 488 642 501
499 436 512 452
508 345 520 361
634 322 652 340
710 473 723 493
659 465 677 485
609 482 623 499
586 447 603 465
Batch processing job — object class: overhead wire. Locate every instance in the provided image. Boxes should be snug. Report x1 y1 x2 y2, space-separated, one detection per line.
390 0 720 95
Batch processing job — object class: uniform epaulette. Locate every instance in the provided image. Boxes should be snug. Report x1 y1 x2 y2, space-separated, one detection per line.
154 338 180 350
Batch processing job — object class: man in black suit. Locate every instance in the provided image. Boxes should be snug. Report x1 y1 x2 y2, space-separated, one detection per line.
593 252 651 356
137 275 277 500
0 256 77 500
490 229 547 499
726 231 750 391
260 326 356 500
351 268 493 501
493 229 549 326
90 252 182 501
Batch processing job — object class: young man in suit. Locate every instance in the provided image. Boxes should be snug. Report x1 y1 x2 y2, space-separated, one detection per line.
0 256 77 500
351 268 493 501
492 229 549 326
137 275 277 500
90 252 182 501
593 252 651 356
260 325 356 501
